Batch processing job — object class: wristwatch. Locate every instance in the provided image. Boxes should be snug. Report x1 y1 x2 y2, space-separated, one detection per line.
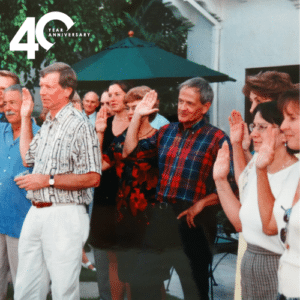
49 175 55 187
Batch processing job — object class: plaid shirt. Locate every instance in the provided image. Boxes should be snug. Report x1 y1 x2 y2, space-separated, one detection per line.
138 119 237 204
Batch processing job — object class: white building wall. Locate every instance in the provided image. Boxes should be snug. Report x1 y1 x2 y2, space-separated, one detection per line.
165 0 299 133
218 0 299 132
187 14 213 69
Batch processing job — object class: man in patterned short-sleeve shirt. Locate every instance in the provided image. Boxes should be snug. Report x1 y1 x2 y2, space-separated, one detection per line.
14 62 101 300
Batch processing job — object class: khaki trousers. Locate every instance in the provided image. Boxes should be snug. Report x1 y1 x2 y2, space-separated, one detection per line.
0 234 18 300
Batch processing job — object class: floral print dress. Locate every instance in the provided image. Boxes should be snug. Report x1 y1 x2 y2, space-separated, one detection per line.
103 130 160 249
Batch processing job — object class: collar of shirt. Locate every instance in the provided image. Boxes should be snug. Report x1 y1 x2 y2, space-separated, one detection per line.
4 122 12 134
0 112 8 123
84 111 97 126
45 102 74 125
178 118 206 134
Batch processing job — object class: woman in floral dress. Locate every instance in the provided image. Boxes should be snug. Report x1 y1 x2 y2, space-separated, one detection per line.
101 86 170 300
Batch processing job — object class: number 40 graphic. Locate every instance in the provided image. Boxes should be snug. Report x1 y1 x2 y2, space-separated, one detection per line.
10 12 74 59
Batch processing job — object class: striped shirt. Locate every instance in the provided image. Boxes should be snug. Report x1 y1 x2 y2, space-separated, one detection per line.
25 102 101 204
138 119 237 204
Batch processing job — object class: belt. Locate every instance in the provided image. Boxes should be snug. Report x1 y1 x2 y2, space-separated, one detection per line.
155 202 169 209
32 201 83 208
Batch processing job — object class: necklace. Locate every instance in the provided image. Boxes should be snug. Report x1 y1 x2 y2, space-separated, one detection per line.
267 156 298 174
139 127 155 139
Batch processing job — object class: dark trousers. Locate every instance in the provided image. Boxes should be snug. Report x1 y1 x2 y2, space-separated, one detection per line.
171 201 214 300
130 277 163 300
178 219 212 300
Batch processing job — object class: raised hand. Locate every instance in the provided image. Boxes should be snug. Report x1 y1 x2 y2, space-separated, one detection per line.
242 122 251 151
135 90 159 117
229 110 244 145
21 88 34 118
256 126 276 169
95 106 108 133
213 141 230 181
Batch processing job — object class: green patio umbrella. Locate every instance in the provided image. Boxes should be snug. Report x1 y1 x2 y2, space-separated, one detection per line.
72 34 235 88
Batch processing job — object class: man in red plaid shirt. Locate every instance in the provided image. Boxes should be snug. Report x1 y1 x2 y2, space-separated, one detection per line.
123 78 237 300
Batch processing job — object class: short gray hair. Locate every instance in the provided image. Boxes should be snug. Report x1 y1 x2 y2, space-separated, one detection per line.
178 77 214 104
4 84 22 96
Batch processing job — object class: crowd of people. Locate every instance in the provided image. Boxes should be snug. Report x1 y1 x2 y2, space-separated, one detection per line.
0 62 299 300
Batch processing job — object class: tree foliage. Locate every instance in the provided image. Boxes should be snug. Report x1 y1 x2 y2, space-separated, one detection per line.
0 0 193 88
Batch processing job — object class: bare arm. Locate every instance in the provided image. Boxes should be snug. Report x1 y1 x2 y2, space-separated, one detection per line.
95 106 112 171
242 120 252 163
95 107 108 152
229 110 248 185
20 88 34 167
122 112 143 158
14 172 100 191
122 90 158 158
215 179 242 232
213 141 242 232
256 127 278 235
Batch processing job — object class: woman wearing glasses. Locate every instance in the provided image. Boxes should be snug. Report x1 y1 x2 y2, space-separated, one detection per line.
213 101 299 299
255 89 300 299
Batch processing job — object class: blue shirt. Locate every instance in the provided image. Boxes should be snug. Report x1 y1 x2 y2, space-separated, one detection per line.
84 111 97 127
0 112 8 123
0 122 40 238
150 113 169 130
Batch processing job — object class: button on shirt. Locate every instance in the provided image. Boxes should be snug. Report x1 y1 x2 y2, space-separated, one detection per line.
0 122 40 238
138 120 237 204
25 103 101 204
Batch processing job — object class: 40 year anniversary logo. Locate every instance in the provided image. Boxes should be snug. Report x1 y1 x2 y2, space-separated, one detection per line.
10 12 90 59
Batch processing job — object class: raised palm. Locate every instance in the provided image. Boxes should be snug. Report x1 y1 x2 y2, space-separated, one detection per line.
21 88 34 118
229 110 244 144
135 90 159 117
213 141 230 181
95 106 108 133
256 126 276 169
242 123 251 151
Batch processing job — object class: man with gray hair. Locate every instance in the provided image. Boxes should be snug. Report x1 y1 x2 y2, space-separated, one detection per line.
0 71 20 123
123 77 237 300
0 84 40 300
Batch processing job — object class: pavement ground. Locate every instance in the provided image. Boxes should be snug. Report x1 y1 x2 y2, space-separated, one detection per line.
82 248 237 300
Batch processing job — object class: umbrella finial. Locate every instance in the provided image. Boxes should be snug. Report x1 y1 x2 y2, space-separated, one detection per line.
128 31 134 37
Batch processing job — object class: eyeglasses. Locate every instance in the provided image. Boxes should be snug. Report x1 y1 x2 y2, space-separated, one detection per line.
249 123 269 132
280 205 292 244
125 106 137 112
